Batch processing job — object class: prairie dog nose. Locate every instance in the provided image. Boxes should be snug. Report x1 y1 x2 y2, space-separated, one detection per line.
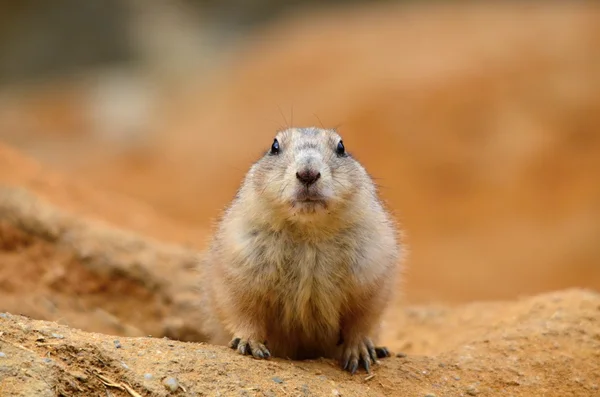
296 169 321 187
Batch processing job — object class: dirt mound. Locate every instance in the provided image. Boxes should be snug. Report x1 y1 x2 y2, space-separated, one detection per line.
0 185 207 342
0 143 208 249
1 289 598 396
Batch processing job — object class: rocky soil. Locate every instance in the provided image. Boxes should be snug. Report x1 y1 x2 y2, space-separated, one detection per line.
0 289 598 397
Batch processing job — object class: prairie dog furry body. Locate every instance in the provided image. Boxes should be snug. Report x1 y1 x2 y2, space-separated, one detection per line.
199 127 402 374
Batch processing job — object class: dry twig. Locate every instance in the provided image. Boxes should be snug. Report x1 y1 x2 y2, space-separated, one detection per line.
94 372 143 397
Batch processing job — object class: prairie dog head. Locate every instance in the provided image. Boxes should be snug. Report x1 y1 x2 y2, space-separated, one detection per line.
247 127 372 223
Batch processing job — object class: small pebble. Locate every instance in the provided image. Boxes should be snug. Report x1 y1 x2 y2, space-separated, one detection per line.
70 371 88 381
425 394 437 397
43 358 53 364
121 362 129 369
331 389 341 396
396 352 407 358
0 352 6 358
466 386 479 396
144 373 153 380
0 313 8 319
272 376 284 384
114 340 122 349
453 376 461 381
51 333 64 339
163 377 179 392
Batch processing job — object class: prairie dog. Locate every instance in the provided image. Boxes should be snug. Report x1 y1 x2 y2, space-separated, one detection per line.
199 127 402 374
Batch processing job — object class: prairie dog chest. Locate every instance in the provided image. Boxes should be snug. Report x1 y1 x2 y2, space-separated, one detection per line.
262 232 353 331
237 228 357 308
262 231 351 287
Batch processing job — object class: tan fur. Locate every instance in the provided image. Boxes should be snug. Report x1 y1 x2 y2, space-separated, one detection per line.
198 127 402 371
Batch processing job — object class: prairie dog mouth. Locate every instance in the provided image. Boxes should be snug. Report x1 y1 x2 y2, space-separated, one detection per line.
291 200 328 214
297 196 325 202
291 191 328 211
294 187 326 202
295 198 327 206
293 195 326 203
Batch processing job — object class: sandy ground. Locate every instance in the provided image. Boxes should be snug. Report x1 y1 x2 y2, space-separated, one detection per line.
1 2 600 396
0 290 598 397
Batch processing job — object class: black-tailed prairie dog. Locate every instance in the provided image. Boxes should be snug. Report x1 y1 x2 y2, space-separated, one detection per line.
199 127 402 374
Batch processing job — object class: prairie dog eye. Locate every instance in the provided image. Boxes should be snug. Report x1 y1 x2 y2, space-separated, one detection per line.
270 139 280 155
336 140 346 157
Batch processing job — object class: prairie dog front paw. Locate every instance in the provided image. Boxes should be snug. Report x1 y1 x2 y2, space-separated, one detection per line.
229 336 271 359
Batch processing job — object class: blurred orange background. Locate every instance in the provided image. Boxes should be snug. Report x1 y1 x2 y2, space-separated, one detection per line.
1 0 599 305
